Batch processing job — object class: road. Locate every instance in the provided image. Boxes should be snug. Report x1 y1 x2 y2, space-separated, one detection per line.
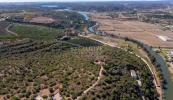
5 24 18 36
75 62 104 100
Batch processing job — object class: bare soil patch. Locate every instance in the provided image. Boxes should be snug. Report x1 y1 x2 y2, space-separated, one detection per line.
30 16 54 24
40 89 50 97
92 13 173 48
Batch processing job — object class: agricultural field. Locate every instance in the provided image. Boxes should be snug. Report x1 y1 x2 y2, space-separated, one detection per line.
91 13 173 48
4 10 86 30
8 24 65 40
40 11 86 30
0 21 11 35
67 37 102 47
0 39 102 99
0 21 18 40
29 17 55 24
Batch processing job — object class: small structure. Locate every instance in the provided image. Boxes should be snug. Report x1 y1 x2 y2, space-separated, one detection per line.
35 95 44 100
130 70 137 79
137 80 142 87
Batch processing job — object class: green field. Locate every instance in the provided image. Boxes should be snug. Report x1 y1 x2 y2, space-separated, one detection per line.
0 21 11 35
67 37 102 47
9 24 65 40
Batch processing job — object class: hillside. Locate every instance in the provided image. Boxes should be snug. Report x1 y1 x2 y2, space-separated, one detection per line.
0 18 158 100
0 39 157 99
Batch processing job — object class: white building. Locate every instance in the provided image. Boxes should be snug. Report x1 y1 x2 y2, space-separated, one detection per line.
130 70 137 79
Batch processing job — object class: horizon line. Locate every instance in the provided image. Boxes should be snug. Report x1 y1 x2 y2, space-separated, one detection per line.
0 0 165 3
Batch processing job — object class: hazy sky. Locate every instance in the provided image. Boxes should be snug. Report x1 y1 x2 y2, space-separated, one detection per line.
0 0 163 2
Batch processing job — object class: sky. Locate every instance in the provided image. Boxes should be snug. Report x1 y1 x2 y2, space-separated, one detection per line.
0 0 164 2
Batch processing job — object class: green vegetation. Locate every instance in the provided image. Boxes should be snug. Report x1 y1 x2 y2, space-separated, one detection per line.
67 37 102 47
43 11 85 30
155 48 169 61
6 11 86 31
0 38 158 99
9 24 64 40
82 47 158 100
0 14 158 99
0 21 18 40
0 21 11 35
0 39 101 99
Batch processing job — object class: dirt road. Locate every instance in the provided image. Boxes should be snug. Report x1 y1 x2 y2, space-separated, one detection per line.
75 64 104 100
5 24 18 36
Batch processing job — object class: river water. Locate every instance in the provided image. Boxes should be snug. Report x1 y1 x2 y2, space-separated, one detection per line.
143 44 173 100
78 11 173 100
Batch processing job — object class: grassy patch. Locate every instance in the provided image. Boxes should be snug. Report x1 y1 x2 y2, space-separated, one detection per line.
0 21 11 35
67 36 102 47
9 24 65 40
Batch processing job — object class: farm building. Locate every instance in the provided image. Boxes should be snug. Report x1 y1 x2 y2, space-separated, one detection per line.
130 70 137 79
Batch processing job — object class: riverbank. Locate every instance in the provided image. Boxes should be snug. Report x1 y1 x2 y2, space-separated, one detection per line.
155 48 173 82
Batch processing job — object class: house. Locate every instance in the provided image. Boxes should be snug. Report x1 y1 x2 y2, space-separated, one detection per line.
35 95 43 100
137 80 142 87
130 70 137 79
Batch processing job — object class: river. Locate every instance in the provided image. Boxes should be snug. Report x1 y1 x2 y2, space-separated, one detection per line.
143 44 173 100
78 11 173 100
